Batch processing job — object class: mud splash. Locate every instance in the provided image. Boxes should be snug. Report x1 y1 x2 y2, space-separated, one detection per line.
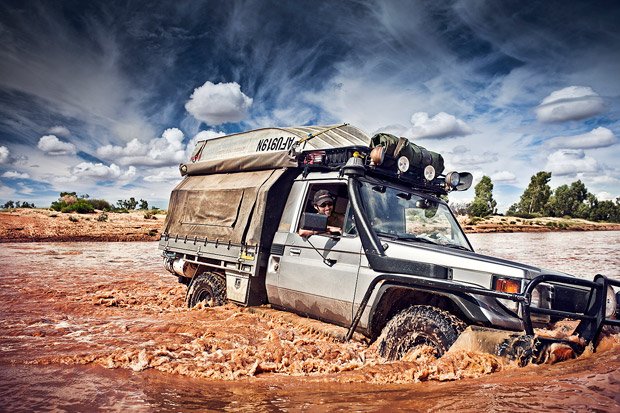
1 240 619 411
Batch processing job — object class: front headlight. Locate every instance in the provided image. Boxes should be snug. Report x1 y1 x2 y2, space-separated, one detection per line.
605 286 617 318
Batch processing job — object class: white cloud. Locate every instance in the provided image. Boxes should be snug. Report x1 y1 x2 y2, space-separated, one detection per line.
545 149 599 176
144 168 182 183
96 128 188 167
0 146 9 163
490 171 517 183
595 191 615 202
47 125 71 137
37 135 77 156
72 162 136 181
185 81 253 125
535 86 605 122
0 183 16 198
548 127 617 149
1 171 30 179
16 183 34 194
407 112 473 140
448 145 498 167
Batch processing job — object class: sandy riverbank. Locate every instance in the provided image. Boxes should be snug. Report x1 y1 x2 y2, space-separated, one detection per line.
1 208 619 242
0 208 163 242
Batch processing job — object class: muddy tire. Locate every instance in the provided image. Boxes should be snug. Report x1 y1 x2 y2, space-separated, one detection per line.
185 272 226 308
377 305 466 360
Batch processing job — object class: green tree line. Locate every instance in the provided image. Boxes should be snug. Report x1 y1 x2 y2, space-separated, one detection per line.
1 200 36 209
47 192 156 214
454 172 620 223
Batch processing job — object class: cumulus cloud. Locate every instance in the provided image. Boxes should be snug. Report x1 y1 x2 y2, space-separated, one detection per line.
1 171 30 179
72 162 136 181
37 135 77 155
407 112 473 140
96 128 188 167
185 81 253 125
47 125 71 137
0 146 9 163
595 191 615 201
535 86 605 122
490 171 517 183
545 149 599 176
144 168 183 183
448 145 498 167
547 127 617 149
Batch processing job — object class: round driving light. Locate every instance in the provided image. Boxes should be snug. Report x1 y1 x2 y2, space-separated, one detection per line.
397 155 410 173
424 165 436 181
446 171 460 188
370 146 385 166
605 286 617 318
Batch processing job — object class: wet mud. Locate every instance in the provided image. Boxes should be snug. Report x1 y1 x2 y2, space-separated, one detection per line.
1 239 619 411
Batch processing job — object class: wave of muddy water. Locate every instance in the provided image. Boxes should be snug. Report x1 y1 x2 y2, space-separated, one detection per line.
1 233 619 411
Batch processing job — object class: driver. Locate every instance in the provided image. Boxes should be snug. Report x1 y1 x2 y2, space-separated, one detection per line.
298 190 344 237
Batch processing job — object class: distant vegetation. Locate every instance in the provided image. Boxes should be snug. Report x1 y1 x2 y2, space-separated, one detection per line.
2 200 36 209
0 192 163 215
46 192 160 214
451 171 620 223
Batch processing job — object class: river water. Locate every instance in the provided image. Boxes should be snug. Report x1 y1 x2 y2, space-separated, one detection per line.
0 232 618 412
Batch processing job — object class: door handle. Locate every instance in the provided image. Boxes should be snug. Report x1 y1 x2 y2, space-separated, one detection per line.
289 248 301 256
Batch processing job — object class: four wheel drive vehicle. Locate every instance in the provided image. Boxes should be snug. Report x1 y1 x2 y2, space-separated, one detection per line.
159 124 620 361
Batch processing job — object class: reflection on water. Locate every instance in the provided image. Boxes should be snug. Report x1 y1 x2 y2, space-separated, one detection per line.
0 234 619 411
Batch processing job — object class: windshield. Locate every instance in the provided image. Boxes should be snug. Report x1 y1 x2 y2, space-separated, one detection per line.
358 181 471 250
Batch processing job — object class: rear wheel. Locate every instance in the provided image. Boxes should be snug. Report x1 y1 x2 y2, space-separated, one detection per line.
377 305 466 360
185 272 226 308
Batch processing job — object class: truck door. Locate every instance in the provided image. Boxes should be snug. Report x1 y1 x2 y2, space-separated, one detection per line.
274 183 361 326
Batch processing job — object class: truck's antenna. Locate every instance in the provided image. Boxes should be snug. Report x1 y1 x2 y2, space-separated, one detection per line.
290 123 349 157
297 123 350 145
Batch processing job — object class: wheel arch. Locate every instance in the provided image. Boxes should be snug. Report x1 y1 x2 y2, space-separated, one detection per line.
367 284 484 340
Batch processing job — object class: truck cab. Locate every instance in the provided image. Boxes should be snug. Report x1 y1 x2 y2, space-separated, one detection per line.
159 124 619 360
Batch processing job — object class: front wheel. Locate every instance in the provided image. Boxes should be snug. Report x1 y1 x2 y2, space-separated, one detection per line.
377 305 466 360
185 272 226 308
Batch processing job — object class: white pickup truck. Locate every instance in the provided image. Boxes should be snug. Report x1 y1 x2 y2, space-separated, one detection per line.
159 124 619 361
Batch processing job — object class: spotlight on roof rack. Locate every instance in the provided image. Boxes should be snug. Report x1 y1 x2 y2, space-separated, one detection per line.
423 165 435 181
370 146 385 166
397 156 410 173
445 171 473 191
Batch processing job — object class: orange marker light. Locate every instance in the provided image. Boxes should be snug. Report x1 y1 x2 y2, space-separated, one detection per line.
495 278 521 294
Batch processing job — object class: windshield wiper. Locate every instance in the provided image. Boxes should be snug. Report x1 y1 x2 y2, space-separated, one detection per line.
377 233 439 245
443 243 471 251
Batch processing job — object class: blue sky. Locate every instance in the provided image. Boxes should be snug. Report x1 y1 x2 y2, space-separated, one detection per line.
0 0 619 211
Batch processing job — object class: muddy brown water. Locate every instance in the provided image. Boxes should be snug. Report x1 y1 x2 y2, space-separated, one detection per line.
0 232 619 412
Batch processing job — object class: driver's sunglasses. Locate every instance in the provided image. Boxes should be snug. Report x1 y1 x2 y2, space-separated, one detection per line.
318 202 333 208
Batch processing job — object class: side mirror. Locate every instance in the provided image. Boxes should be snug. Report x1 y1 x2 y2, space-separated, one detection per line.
300 213 328 232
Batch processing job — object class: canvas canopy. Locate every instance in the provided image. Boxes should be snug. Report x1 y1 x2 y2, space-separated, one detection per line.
165 124 372 245
181 151 297 176
188 124 370 164
163 168 285 245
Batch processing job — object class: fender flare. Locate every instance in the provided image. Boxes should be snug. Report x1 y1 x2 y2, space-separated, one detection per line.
345 272 526 341
365 282 492 338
